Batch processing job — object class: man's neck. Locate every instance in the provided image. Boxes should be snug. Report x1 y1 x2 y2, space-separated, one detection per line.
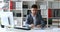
32 14 36 16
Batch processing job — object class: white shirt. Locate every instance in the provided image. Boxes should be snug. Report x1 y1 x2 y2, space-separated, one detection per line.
31 14 36 26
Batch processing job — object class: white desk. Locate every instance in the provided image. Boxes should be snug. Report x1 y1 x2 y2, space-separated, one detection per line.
6 28 52 32
0 27 60 32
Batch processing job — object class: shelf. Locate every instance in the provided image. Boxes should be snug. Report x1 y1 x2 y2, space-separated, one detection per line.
12 0 36 1
10 1 48 28
48 1 60 9
48 17 60 19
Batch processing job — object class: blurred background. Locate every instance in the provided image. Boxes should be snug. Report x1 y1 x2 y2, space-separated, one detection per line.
0 0 60 29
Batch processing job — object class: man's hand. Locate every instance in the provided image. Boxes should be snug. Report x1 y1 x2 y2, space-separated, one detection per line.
36 25 41 28
30 24 35 29
29 24 41 29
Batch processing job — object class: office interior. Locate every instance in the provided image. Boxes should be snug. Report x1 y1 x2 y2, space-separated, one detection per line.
0 0 60 32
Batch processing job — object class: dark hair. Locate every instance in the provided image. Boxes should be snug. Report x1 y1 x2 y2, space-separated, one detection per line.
31 4 38 8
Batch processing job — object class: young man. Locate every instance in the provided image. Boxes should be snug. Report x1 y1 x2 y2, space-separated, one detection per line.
26 4 46 29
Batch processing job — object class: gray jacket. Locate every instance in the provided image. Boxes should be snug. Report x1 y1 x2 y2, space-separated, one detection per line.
26 13 46 27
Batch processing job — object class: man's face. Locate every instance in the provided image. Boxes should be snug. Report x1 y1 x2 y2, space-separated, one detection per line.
31 8 38 15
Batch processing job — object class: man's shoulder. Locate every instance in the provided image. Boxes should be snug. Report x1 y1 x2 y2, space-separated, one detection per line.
36 13 41 16
27 14 32 17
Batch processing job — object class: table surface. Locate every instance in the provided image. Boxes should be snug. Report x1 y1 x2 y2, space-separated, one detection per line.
0 27 60 32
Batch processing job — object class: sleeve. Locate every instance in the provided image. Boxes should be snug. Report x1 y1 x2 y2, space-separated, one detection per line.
39 13 46 28
25 15 30 27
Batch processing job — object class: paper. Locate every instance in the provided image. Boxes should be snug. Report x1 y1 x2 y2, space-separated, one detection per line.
52 28 60 32
33 30 50 32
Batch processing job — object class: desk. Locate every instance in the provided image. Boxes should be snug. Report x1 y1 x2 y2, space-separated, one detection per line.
0 27 60 32
6 28 52 32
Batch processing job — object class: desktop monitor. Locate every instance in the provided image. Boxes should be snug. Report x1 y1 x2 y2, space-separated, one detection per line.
0 12 14 27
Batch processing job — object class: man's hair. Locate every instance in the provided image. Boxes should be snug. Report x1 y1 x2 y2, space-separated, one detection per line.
31 4 38 8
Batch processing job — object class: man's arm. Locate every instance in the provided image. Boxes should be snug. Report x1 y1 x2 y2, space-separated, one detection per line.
39 13 46 28
25 15 30 27
25 15 35 28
